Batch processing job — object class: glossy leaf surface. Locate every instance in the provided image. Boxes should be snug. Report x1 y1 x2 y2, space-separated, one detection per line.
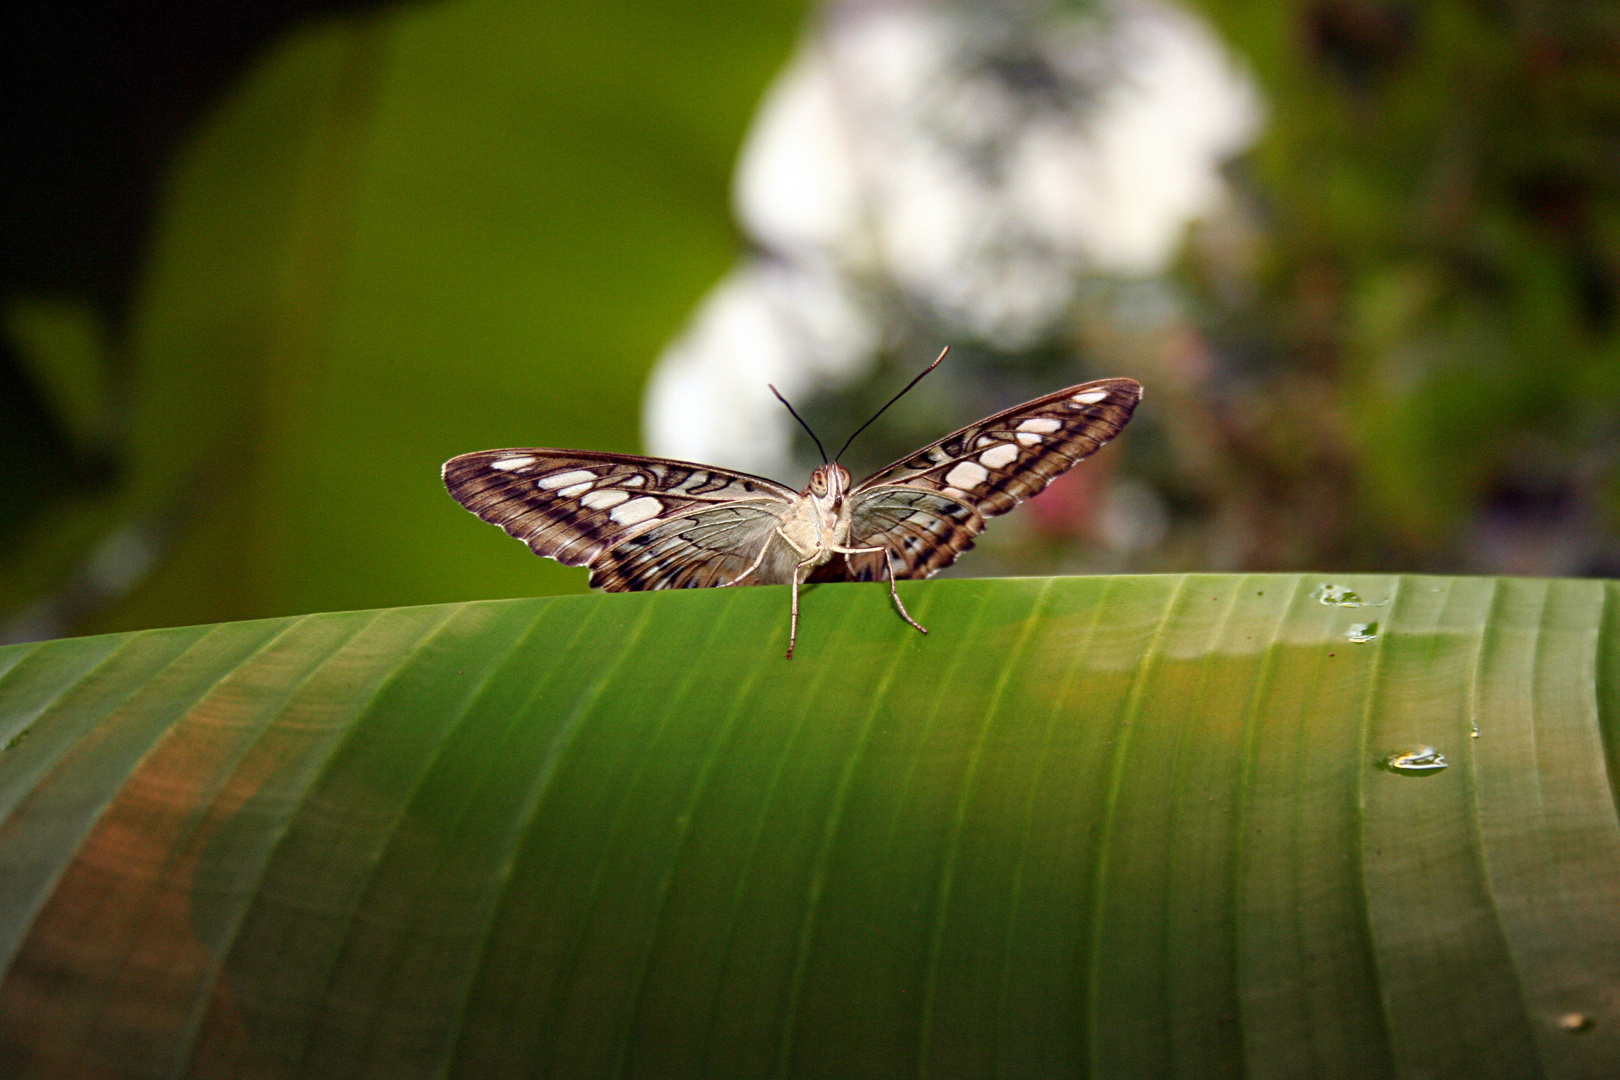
2 573 1618 1077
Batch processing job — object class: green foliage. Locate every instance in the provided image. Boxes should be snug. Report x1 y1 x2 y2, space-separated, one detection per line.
1184 0 1620 570
2 573 1619 1075
1 0 805 637
3 297 113 461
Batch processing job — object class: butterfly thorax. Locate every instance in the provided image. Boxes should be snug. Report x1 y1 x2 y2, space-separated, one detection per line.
774 463 853 568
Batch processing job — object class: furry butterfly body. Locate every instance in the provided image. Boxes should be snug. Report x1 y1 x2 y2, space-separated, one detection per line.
443 376 1141 656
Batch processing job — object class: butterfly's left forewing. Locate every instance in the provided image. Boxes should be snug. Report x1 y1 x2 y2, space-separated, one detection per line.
824 377 1142 581
442 449 797 590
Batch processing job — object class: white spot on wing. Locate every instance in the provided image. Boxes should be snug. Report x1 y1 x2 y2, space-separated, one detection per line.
582 489 630 510
1016 433 1043 446
942 486 967 499
1072 389 1110 405
975 435 997 448
1018 418 1062 433
978 443 1018 469
538 469 595 490
945 461 989 490
620 475 645 487
610 497 664 525
491 456 535 471
559 482 593 497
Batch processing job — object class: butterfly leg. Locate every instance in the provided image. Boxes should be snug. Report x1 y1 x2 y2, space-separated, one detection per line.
786 551 820 660
832 545 928 636
763 528 821 659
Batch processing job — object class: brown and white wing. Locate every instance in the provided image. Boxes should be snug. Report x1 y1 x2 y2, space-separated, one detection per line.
587 502 786 590
808 487 986 583
442 449 796 590
823 377 1142 581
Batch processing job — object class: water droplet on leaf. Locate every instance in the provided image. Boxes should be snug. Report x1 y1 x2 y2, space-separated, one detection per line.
1379 746 1448 775
1312 583 1388 607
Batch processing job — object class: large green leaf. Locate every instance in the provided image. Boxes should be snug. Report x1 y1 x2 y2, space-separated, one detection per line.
2 573 1618 1076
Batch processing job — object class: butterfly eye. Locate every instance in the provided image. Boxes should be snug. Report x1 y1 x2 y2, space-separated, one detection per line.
808 468 828 496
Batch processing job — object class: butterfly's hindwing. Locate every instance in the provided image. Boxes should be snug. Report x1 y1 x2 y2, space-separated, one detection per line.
810 487 986 583
590 503 787 590
829 377 1142 579
442 449 796 589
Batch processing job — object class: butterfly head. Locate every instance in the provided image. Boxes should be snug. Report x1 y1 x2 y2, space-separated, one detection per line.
806 463 851 508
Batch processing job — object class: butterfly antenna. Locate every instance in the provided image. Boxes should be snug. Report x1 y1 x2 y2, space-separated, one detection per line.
769 384 829 465
834 346 949 461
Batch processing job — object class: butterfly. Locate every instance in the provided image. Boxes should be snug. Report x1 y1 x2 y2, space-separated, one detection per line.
444 351 1141 658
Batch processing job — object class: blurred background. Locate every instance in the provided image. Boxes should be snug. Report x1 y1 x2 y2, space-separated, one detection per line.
4 0 1619 642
